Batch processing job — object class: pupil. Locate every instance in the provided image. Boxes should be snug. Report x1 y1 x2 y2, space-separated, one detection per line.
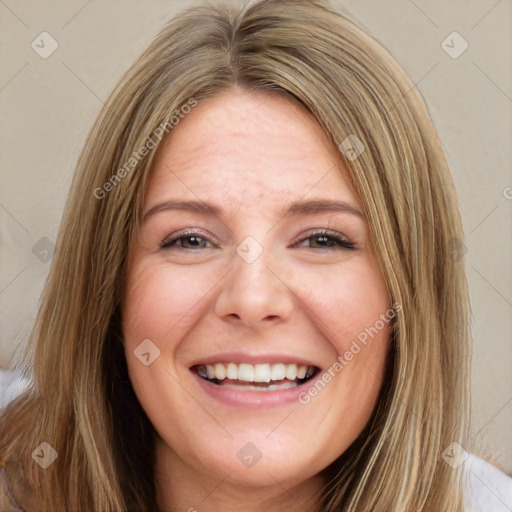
187 236 201 247
315 236 331 247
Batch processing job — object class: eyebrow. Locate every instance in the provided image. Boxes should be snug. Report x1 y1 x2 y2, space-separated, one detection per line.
285 199 364 218
142 198 364 222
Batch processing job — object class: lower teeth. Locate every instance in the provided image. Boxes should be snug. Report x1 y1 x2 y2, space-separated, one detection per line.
198 374 310 390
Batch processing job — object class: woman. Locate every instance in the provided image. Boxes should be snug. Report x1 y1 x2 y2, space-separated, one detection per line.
0 0 503 510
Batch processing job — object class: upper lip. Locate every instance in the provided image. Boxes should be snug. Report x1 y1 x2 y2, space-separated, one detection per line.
188 352 322 369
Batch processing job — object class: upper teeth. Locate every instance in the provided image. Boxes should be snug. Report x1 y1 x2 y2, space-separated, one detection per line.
197 363 315 383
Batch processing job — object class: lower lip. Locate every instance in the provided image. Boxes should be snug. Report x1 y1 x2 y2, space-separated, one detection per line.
192 371 314 407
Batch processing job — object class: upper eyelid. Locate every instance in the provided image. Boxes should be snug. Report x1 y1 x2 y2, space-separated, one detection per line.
161 229 219 247
298 228 349 239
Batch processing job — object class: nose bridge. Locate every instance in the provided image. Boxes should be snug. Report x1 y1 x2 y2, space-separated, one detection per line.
231 238 279 301
235 241 274 290
213 237 294 324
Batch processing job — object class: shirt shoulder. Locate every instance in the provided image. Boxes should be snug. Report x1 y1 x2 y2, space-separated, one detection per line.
465 453 512 512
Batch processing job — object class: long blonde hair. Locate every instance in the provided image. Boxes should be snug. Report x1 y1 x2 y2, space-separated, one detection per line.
1 0 471 510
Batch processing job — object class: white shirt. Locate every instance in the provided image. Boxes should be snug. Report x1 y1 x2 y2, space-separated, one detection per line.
465 453 512 511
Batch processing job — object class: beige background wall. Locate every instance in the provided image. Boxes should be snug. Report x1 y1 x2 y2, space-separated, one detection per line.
1 0 511 473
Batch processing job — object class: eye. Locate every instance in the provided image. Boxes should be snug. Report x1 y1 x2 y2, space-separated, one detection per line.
160 230 216 250
295 229 355 250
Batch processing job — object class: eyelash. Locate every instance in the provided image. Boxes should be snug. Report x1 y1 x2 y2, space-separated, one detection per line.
295 229 356 250
160 228 355 251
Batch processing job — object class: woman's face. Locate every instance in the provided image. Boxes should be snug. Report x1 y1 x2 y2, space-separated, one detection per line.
122 88 392 505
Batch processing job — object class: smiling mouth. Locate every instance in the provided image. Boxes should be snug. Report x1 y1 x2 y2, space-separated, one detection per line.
193 362 319 391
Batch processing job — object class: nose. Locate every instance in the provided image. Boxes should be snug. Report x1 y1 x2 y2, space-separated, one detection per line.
213 247 294 328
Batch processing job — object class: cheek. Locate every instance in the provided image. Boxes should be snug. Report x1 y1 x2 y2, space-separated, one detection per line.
297 259 391 352
294 257 392 417
120 260 219 432
122 260 216 345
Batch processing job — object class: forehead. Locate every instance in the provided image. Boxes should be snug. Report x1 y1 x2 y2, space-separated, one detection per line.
145 88 358 211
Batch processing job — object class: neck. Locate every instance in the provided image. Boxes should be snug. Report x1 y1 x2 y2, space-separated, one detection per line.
154 437 325 512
